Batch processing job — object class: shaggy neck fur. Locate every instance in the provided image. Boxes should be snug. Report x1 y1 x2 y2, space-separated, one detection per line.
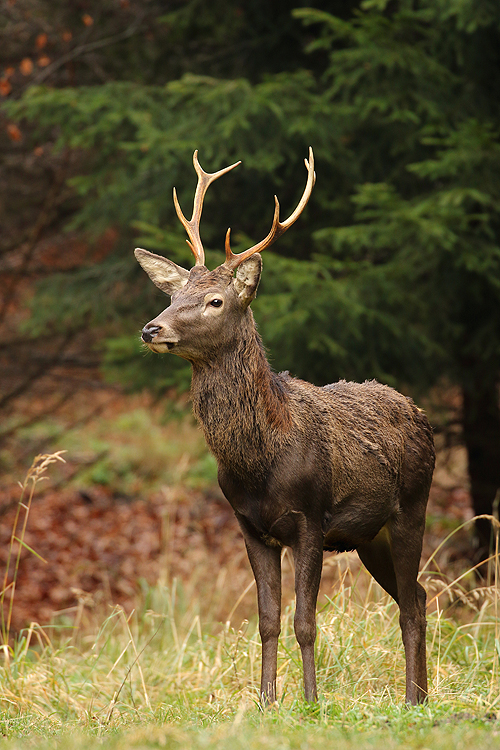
190 311 291 480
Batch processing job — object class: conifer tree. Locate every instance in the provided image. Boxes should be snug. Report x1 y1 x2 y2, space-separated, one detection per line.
3 0 500 559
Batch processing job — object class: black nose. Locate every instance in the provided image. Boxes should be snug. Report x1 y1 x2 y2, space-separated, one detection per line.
141 324 161 343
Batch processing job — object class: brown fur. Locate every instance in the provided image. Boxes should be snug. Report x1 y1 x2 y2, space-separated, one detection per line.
137 251 435 707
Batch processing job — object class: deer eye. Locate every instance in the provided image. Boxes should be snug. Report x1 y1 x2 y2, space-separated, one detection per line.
209 298 223 308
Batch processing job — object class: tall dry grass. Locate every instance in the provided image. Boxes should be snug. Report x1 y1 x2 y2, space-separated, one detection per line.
1 452 66 644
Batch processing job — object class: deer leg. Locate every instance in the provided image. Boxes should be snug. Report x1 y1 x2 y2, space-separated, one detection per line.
357 524 399 603
292 526 324 702
389 514 428 705
240 530 282 704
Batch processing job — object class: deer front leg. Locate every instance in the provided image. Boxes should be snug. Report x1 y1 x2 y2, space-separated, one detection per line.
292 523 324 702
239 526 282 705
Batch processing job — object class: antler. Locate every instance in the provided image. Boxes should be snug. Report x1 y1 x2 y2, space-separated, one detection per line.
173 151 241 266
224 147 316 270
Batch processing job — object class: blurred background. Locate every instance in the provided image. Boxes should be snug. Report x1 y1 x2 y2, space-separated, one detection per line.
1 0 499 633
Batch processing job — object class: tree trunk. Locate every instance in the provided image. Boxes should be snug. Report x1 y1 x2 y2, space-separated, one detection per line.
461 375 500 567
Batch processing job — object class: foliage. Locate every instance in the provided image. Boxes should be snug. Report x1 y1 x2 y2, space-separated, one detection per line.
3 0 499 387
295 0 500 550
2 0 500 547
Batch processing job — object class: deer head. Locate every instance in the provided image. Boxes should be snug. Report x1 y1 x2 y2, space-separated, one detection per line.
135 149 315 363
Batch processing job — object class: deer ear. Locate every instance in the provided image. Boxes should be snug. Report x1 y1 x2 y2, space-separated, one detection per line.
233 254 262 308
134 248 189 295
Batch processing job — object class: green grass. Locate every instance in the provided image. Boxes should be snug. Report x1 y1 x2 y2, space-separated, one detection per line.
1 573 499 749
12 404 218 494
1 455 499 748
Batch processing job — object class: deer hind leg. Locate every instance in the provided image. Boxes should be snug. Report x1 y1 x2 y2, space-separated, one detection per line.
357 524 399 603
357 516 427 705
390 512 428 705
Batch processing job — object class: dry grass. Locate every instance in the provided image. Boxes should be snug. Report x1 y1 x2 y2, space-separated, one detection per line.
1 562 499 720
1 454 500 748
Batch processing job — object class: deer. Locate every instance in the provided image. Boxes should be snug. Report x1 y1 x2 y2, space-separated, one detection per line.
134 148 435 706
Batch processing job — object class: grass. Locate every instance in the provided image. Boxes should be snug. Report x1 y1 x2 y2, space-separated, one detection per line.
1 455 500 748
1 579 499 748
1 452 67 643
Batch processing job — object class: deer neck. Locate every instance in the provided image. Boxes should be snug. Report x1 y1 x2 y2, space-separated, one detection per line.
190 314 291 477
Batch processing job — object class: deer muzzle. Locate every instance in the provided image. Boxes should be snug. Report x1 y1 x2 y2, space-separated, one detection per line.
141 321 180 352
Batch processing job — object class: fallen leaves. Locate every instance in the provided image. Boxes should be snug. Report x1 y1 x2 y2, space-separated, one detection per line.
35 33 48 50
6 123 22 141
0 483 248 633
19 58 33 76
0 79 12 96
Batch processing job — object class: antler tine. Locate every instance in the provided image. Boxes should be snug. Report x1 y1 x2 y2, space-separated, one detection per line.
173 150 241 267
224 147 316 270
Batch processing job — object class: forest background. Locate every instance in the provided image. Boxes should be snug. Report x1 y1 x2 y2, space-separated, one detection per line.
1 0 500 634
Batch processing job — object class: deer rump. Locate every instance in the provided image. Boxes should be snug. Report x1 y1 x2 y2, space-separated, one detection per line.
135 148 435 706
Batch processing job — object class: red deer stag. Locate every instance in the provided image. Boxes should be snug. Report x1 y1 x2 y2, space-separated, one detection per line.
135 148 435 705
